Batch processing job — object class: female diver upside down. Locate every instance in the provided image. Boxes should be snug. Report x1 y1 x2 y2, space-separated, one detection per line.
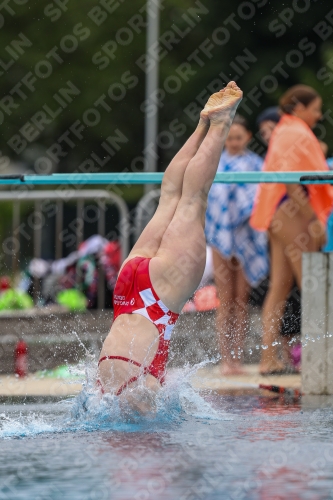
98 81 243 410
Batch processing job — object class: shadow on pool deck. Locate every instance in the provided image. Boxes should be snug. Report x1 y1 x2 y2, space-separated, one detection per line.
0 364 301 401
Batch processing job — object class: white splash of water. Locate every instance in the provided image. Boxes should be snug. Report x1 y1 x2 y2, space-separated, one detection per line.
0 411 58 439
0 359 229 439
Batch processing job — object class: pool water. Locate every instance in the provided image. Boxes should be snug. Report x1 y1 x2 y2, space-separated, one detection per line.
1 377 333 500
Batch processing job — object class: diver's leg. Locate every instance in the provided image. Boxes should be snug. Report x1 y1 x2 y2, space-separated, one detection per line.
126 118 209 260
150 82 243 311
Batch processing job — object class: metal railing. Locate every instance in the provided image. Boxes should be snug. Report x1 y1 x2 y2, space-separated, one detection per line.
0 190 130 308
1 170 333 308
134 188 161 241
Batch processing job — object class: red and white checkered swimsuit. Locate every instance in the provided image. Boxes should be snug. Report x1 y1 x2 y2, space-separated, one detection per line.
98 256 179 394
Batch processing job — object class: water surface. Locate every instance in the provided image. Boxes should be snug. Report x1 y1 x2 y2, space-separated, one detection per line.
1 390 333 500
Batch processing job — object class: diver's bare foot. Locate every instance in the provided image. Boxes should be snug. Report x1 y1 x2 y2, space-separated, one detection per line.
200 91 224 124
200 90 224 124
201 81 243 125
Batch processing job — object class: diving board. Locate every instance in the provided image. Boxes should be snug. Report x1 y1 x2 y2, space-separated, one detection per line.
0 172 333 185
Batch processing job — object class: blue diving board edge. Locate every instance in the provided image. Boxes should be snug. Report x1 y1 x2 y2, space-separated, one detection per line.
0 172 332 185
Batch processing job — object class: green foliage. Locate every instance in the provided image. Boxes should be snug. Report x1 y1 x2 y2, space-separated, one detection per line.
1 0 333 176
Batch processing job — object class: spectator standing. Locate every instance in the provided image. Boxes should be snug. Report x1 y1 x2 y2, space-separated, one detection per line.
258 107 302 369
251 85 333 375
205 115 268 375
256 107 280 145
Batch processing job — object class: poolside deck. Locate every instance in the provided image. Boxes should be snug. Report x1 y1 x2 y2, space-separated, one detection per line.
0 365 301 399
0 307 264 374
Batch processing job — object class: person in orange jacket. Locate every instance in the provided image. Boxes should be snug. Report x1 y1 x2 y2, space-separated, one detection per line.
250 85 333 375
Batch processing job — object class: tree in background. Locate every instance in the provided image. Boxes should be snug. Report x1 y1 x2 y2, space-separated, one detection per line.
0 0 332 176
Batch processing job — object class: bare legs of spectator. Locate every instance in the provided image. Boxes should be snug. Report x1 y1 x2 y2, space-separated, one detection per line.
213 250 250 375
260 203 320 375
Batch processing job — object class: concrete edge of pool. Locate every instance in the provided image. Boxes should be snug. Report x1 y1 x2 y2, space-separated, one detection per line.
0 365 301 402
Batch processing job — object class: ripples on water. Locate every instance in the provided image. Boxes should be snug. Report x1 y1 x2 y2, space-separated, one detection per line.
1 362 333 499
